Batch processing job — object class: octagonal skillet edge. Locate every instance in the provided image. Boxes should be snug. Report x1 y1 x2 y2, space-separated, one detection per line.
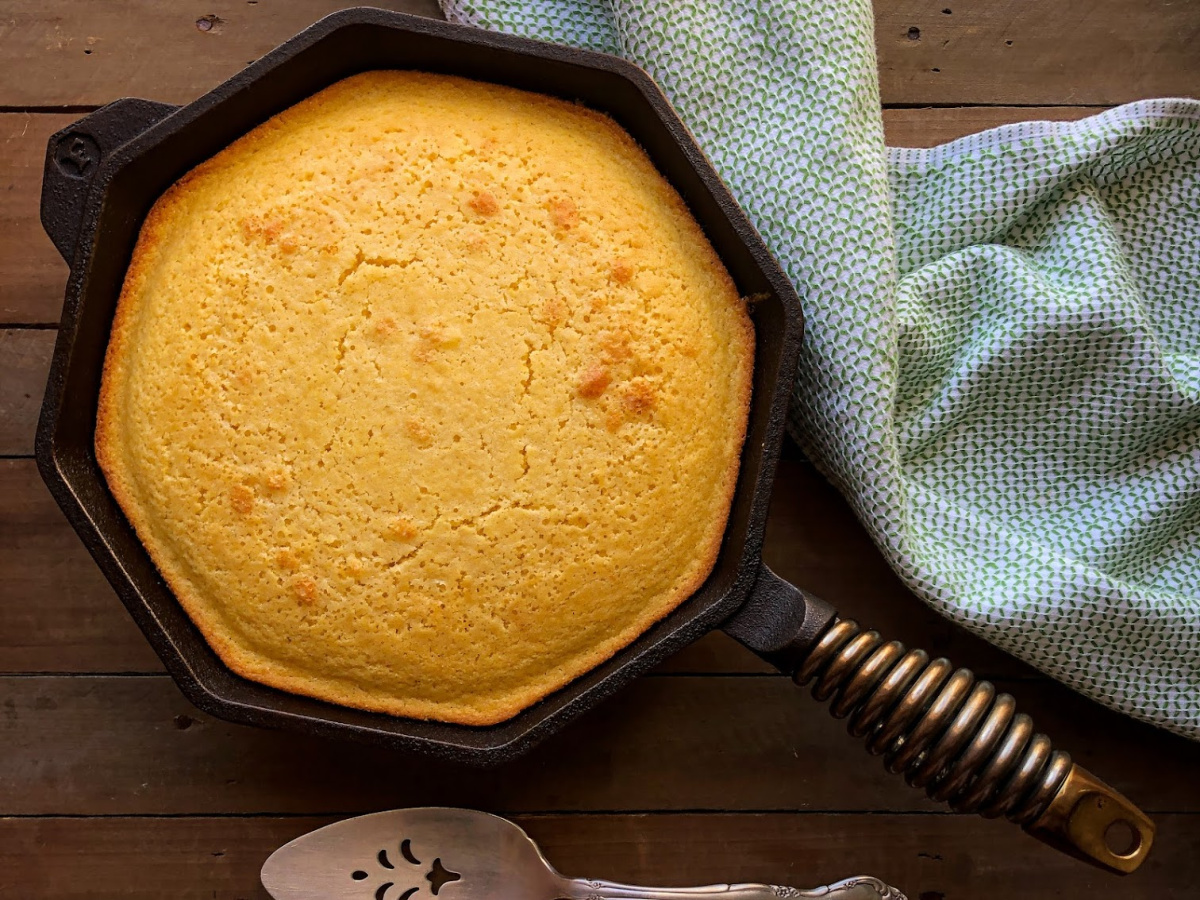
36 7 805 764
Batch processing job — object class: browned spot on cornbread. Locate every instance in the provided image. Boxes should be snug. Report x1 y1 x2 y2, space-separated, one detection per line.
292 577 318 605
548 197 579 230
468 190 499 216
230 484 254 515
600 328 634 362
388 517 419 541
240 214 284 244
405 417 434 449
275 548 300 571
577 364 611 399
611 259 634 284
539 297 568 333
605 406 626 433
621 379 657 416
413 322 460 362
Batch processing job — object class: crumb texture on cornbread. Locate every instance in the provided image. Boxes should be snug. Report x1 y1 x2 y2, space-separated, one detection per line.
96 71 754 726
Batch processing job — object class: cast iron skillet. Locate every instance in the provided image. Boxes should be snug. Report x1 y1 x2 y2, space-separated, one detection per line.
36 7 1151 874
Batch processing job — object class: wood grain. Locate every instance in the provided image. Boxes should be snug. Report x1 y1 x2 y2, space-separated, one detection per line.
1 812 1196 900
0 452 755 675
1 5 1197 896
0 328 53 454
0 460 160 673
0 451 1034 679
0 113 72 324
0 453 749 674
883 105 1098 148
875 0 1200 105
0 106 1125 326
1 1 1196 108
1 674 1195 816
0 0 442 107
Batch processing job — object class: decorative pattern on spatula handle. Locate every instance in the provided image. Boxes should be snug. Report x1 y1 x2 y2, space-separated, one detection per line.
568 875 905 899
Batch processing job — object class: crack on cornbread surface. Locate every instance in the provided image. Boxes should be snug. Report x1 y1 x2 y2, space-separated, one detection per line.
96 71 754 726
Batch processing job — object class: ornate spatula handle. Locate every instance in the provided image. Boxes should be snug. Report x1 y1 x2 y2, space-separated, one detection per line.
564 875 904 899
260 807 906 900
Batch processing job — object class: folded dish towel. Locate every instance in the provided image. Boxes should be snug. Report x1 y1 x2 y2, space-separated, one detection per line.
441 0 1200 741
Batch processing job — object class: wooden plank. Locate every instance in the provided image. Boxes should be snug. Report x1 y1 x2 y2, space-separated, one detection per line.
0 106 1117 326
0 674 938 815
0 452 1033 679
882 105 1097 148
0 113 72 324
0 2 1196 108
0 460 160 673
1 674 1196 816
1 812 1195 899
0 0 443 107
0 328 53 454
875 0 1200 106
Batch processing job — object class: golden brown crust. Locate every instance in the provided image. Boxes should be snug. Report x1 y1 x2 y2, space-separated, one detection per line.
96 71 754 727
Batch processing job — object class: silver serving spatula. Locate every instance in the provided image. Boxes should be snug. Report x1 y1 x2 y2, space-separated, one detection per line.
261 807 906 900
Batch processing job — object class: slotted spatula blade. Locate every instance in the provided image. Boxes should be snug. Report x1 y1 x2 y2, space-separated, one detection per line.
261 807 906 900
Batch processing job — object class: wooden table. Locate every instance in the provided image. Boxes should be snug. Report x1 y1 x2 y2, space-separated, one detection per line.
3 2 1199 897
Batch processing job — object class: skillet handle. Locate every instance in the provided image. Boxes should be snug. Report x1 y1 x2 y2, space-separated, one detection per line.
721 561 1154 875
40 98 180 266
722 562 836 674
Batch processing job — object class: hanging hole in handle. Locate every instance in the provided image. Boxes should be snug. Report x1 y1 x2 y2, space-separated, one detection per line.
1028 766 1155 874
1103 818 1142 858
1059 783 1155 873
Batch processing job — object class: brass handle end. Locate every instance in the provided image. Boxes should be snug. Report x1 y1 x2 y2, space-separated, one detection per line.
1025 763 1155 875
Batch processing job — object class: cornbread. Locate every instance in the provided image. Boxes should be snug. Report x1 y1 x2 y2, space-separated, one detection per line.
96 71 754 726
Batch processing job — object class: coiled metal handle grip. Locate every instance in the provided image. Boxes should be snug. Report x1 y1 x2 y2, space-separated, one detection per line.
724 564 1155 875
797 617 1154 873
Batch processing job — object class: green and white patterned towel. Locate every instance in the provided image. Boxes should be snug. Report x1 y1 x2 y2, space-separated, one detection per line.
440 0 1200 740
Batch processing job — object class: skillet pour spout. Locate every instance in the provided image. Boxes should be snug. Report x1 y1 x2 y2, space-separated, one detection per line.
724 564 1155 874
